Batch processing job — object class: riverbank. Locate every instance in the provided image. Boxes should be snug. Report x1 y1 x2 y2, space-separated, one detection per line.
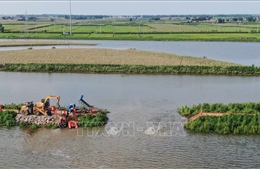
1 64 260 75
178 102 260 134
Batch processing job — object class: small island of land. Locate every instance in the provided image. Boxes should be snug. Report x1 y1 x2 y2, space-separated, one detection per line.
178 102 260 134
1 47 260 75
1 47 259 75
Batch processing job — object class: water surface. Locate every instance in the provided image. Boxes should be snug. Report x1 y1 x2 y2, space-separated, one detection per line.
0 72 260 168
0 39 259 65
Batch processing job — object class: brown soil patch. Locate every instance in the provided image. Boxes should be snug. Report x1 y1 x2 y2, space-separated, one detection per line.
0 48 239 66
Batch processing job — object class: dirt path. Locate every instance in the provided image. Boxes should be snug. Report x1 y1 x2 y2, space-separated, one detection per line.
188 110 228 121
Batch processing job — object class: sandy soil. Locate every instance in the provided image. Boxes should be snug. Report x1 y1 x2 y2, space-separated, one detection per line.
0 48 238 66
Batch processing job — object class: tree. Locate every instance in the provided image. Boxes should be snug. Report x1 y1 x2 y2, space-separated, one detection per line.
218 18 225 23
247 16 256 22
233 18 238 22
0 23 4 33
238 17 243 22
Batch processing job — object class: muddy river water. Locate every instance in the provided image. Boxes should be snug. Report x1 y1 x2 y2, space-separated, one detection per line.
0 72 260 168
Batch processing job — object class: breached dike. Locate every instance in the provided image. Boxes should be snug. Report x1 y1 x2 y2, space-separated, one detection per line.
1 95 110 128
15 114 60 125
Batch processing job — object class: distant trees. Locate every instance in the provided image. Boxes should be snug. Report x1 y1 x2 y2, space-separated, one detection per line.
149 17 160 22
238 17 243 22
218 18 225 23
0 23 4 33
233 17 243 22
191 16 212 22
247 16 256 22
28 16 37 21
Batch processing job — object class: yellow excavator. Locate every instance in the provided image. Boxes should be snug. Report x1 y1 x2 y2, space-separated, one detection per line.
20 95 60 116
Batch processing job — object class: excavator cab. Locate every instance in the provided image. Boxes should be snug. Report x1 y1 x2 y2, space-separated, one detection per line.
20 101 34 115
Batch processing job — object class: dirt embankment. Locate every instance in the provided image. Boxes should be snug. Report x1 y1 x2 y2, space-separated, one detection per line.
15 114 60 125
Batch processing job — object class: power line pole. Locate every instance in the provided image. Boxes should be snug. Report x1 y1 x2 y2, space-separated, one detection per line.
69 0 72 35
25 10 28 36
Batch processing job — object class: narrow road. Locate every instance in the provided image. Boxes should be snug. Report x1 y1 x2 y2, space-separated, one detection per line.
188 109 228 121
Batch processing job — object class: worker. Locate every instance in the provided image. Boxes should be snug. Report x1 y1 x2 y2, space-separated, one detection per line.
26 102 33 115
59 116 67 128
67 103 76 115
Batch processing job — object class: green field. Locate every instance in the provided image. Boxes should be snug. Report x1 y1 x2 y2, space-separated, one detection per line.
1 19 260 41
0 32 259 42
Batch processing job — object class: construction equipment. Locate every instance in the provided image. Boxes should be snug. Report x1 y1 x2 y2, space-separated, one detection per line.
78 95 100 114
79 95 93 109
20 95 61 116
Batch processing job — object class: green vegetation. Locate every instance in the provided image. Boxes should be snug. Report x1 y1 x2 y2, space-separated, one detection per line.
78 111 109 127
1 63 260 75
44 123 58 129
185 114 260 134
0 41 96 47
0 32 260 42
0 111 17 127
0 23 4 32
30 123 40 129
19 121 31 127
178 102 260 134
2 103 23 109
1 19 260 41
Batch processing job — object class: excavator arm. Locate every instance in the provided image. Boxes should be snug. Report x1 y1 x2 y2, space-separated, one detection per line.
44 95 60 108
79 95 92 108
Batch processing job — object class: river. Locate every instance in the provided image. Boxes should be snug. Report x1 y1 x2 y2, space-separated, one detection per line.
0 72 260 168
0 39 260 66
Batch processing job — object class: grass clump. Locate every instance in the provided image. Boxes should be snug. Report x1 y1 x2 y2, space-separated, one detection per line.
78 113 108 127
0 111 17 127
178 102 260 134
3 103 23 109
44 123 58 129
19 121 31 127
30 123 39 129
185 113 260 134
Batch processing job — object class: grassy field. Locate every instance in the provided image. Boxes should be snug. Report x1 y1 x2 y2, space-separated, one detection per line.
1 19 260 41
0 48 238 66
0 32 259 41
0 41 96 47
